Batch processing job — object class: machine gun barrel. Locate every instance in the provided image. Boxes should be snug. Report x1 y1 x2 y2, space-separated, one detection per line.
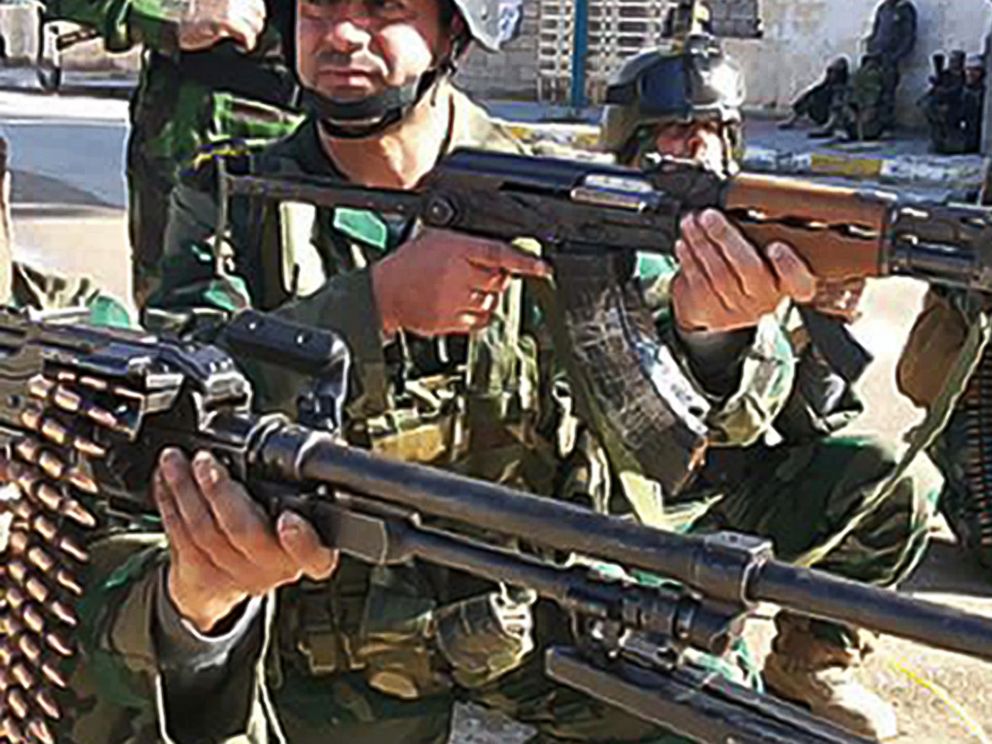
256 424 992 663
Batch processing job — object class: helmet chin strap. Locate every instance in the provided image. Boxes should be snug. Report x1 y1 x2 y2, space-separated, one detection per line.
305 66 446 140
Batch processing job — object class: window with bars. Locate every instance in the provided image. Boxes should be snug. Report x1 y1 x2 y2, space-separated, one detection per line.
537 0 761 104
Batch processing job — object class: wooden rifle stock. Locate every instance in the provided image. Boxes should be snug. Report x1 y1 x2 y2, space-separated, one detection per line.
722 174 890 281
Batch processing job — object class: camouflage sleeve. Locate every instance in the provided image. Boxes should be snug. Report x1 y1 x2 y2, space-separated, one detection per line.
152 171 254 316
11 261 133 327
674 317 796 447
44 0 181 55
75 533 275 742
153 163 388 418
638 255 796 448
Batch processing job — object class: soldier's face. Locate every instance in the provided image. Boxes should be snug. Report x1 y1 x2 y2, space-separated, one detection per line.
652 121 726 174
296 0 453 102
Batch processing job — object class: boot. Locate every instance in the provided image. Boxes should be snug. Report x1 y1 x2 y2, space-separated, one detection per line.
763 614 898 741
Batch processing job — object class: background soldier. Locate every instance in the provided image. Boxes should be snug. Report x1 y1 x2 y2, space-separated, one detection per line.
962 53 986 152
779 57 850 131
600 35 938 741
44 0 301 306
864 0 918 134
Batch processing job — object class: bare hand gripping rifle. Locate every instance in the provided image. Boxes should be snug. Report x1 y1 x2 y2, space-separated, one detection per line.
218 148 992 494
0 310 992 743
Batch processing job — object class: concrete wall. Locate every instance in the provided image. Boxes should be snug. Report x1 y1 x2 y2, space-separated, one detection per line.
456 0 540 100
0 3 139 71
725 0 992 128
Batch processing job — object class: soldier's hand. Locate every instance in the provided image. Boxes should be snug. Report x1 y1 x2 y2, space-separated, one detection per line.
156 448 338 634
807 277 867 323
177 0 267 52
672 210 816 332
371 228 551 337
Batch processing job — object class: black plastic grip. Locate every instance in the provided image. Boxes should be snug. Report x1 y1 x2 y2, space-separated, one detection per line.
222 310 347 377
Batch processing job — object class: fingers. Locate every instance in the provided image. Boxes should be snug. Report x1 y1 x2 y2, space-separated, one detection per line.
766 242 816 303
465 240 551 279
276 512 338 581
156 449 336 594
691 211 770 298
159 449 249 582
189 452 297 577
676 225 735 315
154 464 217 574
674 209 815 332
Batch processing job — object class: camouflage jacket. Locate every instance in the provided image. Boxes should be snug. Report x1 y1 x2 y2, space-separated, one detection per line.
72 90 800 743
9 261 130 325
45 0 301 185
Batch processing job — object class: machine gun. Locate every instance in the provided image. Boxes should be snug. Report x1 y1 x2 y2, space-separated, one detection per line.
218 147 992 495
0 309 991 743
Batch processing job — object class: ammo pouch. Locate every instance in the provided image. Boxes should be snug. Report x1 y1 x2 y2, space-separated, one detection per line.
284 563 447 699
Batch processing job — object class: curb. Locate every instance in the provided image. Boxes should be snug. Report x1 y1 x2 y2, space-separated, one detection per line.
742 145 984 188
499 120 985 189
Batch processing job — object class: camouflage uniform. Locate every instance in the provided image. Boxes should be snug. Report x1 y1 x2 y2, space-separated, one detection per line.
43 0 300 304
900 289 992 569
865 0 918 132
62 90 774 743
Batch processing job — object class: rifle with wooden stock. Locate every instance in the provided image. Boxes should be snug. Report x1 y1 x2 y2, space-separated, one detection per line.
216 148 992 494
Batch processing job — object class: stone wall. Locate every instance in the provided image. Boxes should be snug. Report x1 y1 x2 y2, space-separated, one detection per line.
456 0 763 102
457 0 990 128
0 3 139 71
725 0 991 128
455 0 541 100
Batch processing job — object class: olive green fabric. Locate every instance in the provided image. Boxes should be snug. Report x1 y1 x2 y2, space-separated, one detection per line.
70 89 800 743
42 0 301 304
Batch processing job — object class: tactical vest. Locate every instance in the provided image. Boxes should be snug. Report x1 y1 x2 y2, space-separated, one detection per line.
215 106 598 697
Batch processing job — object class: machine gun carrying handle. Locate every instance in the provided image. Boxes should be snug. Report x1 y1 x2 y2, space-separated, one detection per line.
222 310 348 379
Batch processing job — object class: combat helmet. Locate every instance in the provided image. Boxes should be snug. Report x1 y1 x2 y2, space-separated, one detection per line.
299 0 519 137
600 34 745 163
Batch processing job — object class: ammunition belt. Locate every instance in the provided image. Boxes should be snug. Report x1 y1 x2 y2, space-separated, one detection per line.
0 370 118 742
0 454 95 742
950 347 992 558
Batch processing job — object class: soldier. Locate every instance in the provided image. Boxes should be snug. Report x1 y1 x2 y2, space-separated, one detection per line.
43 3 922 743
962 53 986 153
45 0 302 306
817 52 887 142
54 0 750 741
600 36 938 741
864 0 917 133
779 57 850 131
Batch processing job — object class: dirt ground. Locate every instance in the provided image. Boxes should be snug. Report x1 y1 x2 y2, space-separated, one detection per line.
13 209 992 744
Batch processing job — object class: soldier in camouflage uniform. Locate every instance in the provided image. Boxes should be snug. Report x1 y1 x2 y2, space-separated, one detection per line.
43 0 301 305
864 0 917 134
61 3 931 744
61 0 692 741
600 37 939 741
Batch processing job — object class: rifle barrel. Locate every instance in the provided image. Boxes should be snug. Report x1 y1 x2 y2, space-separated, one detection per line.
258 425 992 662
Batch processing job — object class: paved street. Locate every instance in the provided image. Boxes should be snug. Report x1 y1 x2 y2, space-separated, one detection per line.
3 87 991 743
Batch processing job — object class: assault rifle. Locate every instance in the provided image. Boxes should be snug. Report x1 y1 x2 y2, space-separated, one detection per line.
217 148 992 495
0 309 991 744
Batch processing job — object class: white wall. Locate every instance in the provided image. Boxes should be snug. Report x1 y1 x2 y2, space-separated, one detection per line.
725 0 992 127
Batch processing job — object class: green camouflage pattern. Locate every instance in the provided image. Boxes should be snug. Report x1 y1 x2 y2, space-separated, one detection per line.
10 261 131 326
42 0 301 303
71 89 939 742
66 90 794 743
